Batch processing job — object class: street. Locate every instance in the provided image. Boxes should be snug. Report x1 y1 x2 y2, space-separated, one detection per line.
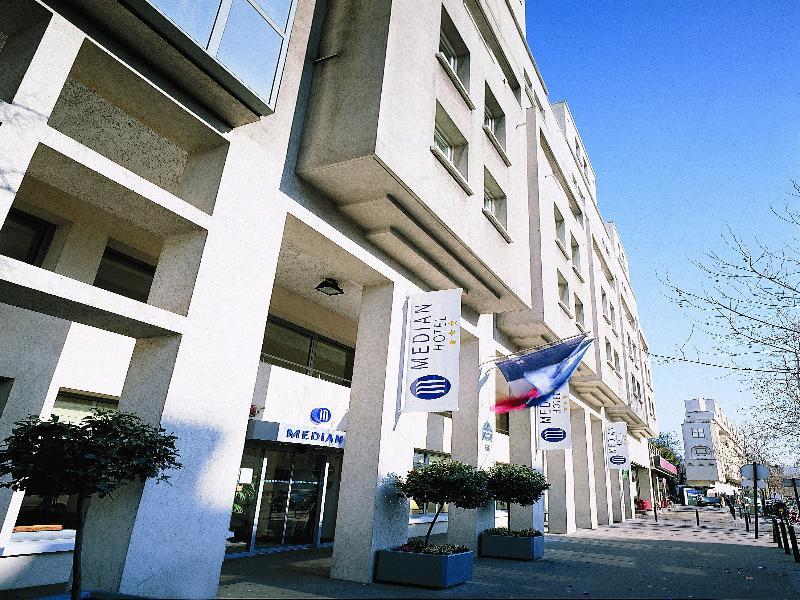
217 512 800 599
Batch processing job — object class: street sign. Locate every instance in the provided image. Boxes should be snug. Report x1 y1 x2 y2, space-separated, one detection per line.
784 478 800 488
740 463 769 480
741 478 767 489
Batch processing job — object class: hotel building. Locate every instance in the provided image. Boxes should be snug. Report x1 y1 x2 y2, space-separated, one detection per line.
0 0 658 595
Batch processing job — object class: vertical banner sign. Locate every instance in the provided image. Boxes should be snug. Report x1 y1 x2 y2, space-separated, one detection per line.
534 386 572 450
402 289 462 413
605 422 630 470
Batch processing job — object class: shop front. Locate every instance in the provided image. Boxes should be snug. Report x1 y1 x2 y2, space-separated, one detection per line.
226 441 343 555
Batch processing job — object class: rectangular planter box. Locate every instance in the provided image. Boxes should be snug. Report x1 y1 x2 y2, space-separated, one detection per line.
479 534 544 560
374 549 474 588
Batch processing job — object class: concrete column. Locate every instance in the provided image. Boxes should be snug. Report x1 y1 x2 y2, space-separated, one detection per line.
0 14 82 223
330 282 414 583
0 306 71 548
623 469 635 519
79 145 289 597
571 404 598 529
546 449 576 533
637 466 655 510
508 409 545 532
448 315 496 549
591 417 612 525
610 469 624 523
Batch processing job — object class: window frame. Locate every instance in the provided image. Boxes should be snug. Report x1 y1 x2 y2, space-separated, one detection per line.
261 316 355 386
93 246 157 303
0 207 57 267
691 428 705 438
141 0 299 111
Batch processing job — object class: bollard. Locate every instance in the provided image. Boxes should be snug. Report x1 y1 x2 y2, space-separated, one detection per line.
745 511 750 533
773 519 780 545
653 503 658 523
780 520 791 555
695 508 700 526
788 526 800 563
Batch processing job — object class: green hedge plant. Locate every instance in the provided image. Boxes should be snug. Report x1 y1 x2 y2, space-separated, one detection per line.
0 411 181 600
483 526 543 537
395 460 490 549
487 463 549 528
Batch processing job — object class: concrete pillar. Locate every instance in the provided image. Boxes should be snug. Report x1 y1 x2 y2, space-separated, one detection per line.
546 449 576 533
623 469 635 519
637 466 655 510
79 147 289 597
508 409 545 532
448 315 496 549
571 404 598 529
330 282 414 583
591 417 612 525
0 306 71 549
0 14 82 223
610 469 624 523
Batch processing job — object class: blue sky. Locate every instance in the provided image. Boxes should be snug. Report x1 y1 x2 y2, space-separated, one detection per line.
526 2 800 448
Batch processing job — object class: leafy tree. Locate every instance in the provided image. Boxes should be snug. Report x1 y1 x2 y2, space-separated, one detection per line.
0 411 181 600
395 460 490 548
664 188 800 459
649 431 686 488
487 463 549 525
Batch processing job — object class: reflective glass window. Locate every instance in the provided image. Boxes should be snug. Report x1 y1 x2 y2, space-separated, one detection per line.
149 0 221 46
93 247 156 303
0 208 56 266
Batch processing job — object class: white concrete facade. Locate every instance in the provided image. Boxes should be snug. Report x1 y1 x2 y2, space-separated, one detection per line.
683 398 744 493
0 0 658 595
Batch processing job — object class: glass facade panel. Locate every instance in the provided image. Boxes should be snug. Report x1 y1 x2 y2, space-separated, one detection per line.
258 0 293 29
262 320 312 374
93 247 156 303
217 0 283 100
255 450 293 548
149 0 220 46
313 339 354 384
0 208 55 266
283 453 324 545
226 448 263 554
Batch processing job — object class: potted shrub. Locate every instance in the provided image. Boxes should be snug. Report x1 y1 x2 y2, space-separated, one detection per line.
0 411 181 600
481 463 549 560
376 460 490 588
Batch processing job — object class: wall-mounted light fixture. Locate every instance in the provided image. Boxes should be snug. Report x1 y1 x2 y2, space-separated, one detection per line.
315 277 344 296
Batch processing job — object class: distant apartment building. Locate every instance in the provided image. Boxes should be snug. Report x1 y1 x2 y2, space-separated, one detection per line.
682 398 744 495
0 0 658 596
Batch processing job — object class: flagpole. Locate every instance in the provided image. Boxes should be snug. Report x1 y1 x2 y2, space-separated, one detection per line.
478 333 590 367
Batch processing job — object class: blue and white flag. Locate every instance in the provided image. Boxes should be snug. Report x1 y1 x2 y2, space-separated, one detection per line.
493 335 593 413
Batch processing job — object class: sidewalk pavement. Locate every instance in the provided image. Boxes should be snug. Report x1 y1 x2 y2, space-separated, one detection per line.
217 517 800 599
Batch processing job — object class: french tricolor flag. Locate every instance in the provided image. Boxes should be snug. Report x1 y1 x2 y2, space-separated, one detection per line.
493 335 593 414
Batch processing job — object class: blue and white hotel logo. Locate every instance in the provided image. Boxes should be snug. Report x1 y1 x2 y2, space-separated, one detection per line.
410 374 452 400
310 407 332 424
540 427 567 443
609 455 626 465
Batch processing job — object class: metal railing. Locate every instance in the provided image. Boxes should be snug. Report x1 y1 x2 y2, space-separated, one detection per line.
259 353 352 386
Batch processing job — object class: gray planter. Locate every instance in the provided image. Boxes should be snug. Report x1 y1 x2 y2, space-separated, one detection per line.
374 549 474 588
479 534 544 560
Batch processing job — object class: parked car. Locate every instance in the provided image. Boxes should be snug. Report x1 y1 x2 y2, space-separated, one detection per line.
696 496 723 508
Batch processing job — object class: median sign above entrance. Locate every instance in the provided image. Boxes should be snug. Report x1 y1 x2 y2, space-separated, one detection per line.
402 289 462 413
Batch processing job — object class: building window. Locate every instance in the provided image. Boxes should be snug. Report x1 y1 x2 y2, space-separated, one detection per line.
146 0 297 106
570 235 581 270
433 103 469 184
609 304 616 331
484 84 506 148
691 428 705 438
605 339 613 363
93 246 156 303
692 446 711 457
0 208 56 267
495 411 509 435
554 206 566 247
261 317 355 386
439 8 470 87
613 350 620 373
410 451 450 515
14 392 118 534
557 272 570 309
574 295 585 328
601 289 609 318
483 169 508 232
